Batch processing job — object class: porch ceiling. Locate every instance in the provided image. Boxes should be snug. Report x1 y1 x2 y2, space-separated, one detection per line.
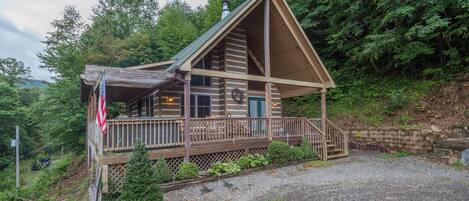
80 65 177 102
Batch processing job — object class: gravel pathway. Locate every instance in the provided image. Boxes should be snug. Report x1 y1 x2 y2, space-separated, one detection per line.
164 152 469 201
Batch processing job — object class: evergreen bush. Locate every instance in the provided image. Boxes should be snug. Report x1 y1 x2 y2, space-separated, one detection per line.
119 142 163 201
175 162 199 180
153 157 173 183
266 141 291 164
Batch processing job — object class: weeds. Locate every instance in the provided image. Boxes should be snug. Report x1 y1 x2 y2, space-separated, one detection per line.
381 150 412 159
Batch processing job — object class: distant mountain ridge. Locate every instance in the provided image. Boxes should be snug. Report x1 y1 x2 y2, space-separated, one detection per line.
17 79 48 88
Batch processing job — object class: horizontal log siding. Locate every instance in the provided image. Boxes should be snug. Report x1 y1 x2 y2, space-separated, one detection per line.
211 43 225 117
224 25 248 117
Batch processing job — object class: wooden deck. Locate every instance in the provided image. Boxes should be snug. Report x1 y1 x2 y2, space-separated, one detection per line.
87 116 348 193
88 117 347 162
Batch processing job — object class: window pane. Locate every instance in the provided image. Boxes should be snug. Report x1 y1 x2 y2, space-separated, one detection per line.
198 107 210 118
198 96 210 106
190 106 196 118
194 59 204 69
149 96 154 117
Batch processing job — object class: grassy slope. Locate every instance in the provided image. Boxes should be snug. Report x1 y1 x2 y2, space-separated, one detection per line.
283 74 468 130
0 154 89 201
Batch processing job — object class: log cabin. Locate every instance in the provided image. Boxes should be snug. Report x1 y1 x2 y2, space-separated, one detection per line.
81 0 348 194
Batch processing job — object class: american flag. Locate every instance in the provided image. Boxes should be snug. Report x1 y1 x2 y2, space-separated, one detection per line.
96 74 107 135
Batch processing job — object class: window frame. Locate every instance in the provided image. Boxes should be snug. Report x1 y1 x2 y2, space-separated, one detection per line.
191 54 211 86
180 94 211 118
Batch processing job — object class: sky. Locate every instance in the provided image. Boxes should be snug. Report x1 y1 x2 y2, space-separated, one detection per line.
0 0 208 81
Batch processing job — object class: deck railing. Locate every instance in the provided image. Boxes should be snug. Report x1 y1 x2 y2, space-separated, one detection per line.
105 119 184 151
99 117 347 159
190 117 268 144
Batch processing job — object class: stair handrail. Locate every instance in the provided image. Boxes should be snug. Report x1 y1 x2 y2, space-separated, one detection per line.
304 118 325 135
326 119 349 156
303 118 327 161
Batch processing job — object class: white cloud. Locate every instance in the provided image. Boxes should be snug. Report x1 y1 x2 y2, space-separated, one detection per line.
0 0 208 81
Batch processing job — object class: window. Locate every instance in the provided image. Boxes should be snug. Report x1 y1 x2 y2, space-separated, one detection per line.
191 54 211 86
145 95 154 117
137 100 142 117
135 96 154 117
181 95 211 118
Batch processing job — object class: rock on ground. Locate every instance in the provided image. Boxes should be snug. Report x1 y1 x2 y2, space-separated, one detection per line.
164 151 469 201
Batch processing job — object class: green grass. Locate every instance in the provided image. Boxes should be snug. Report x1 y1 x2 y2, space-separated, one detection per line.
380 150 412 159
453 160 465 170
283 76 439 127
22 160 43 187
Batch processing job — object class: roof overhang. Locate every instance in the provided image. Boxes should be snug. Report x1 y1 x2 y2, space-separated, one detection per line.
80 65 177 102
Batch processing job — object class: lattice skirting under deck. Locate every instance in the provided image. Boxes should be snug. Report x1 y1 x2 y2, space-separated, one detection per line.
108 148 267 193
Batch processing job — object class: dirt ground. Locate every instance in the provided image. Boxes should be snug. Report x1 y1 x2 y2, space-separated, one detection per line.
165 151 469 201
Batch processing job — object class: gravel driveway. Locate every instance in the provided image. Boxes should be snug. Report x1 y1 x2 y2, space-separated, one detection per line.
165 152 469 201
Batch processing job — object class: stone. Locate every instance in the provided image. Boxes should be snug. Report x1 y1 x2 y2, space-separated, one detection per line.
448 156 458 165
461 149 469 166
431 125 442 133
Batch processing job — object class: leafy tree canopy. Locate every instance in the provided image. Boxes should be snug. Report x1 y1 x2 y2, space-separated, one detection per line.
0 58 31 86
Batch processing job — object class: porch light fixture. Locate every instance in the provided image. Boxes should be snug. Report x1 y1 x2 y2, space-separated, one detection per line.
272 102 278 107
168 96 174 102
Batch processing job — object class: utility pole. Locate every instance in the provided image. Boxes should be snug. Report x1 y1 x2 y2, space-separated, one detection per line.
15 126 20 189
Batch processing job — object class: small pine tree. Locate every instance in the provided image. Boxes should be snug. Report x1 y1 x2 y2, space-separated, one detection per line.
153 157 173 183
119 142 163 201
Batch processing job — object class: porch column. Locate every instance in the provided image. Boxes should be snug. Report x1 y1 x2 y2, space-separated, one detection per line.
183 74 191 162
321 88 328 161
264 0 272 140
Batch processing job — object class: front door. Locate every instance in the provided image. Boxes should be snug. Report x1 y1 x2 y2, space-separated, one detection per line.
248 97 266 135
248 97 265 117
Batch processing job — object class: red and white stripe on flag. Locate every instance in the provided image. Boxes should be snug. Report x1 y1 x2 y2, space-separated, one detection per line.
96 74 107 135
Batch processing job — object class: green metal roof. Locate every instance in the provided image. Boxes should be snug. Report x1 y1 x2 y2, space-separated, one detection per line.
165 0 253 72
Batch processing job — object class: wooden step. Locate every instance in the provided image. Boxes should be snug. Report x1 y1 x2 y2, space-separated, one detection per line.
317 144 339 148
327 153 348 160
327 148 343 154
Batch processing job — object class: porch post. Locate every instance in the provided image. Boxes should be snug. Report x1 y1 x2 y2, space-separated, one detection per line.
183 74 191 162
321 88 328 161
264 0 272 141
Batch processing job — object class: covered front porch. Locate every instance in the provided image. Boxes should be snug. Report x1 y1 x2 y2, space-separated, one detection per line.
82 65 346 159
82 64 346 194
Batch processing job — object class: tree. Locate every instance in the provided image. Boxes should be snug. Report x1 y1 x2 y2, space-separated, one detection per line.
0 58 31 86
91 0 159 39
31 79 85 150
0 82 28 167
204 0 245 29
37 5 84 78
120 142 162 201
155 0 199 60
81 0 161 66
33 5 86 150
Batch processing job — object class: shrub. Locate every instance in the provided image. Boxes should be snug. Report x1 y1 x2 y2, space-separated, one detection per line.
208 161 241 176
266 141 291 164
153 157 173 183
120 142 163 201
290 146 306 161
237 154 269 170
300 137 316 160
386 89 410 114
175 162 199 180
